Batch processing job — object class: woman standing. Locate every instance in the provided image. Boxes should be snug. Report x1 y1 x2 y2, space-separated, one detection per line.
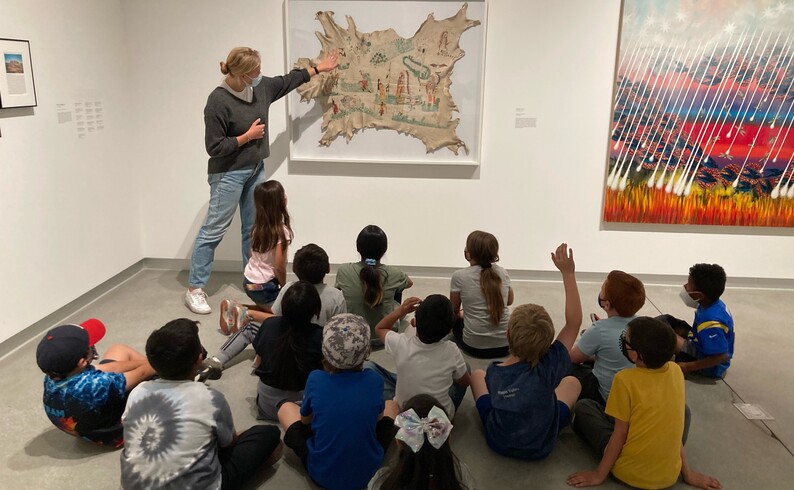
185 47 338 314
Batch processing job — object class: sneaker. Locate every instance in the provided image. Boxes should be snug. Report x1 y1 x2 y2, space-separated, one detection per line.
195 357 223 382
185 289 212 314
219 299 239 334
226 304 249 335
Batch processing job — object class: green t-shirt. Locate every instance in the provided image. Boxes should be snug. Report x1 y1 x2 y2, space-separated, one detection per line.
334 263 408 331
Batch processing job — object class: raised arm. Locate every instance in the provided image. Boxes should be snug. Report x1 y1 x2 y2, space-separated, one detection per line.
551 243 582 351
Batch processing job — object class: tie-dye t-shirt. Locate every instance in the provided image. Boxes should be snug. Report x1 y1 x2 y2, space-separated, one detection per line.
120 379 235 490
42 365 127 447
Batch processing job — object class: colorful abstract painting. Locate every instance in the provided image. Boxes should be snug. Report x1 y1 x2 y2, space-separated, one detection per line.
604 0 794 227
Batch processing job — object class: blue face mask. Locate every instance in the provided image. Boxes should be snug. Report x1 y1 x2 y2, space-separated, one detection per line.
250 75 263 87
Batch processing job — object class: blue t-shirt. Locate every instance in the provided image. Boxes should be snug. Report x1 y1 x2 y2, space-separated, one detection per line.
691 300 734 378
42 365 127 447
301 369 385 490
575 316 635 400
483 340 571 459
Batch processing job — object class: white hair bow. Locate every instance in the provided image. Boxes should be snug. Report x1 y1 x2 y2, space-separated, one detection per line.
394 406 453 453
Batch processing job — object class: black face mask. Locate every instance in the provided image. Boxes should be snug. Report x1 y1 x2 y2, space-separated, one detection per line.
619 331 634 364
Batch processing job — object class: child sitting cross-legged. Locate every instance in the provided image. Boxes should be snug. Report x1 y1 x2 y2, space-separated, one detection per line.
120 318 282 490
365 295 470 420
659 263 734 378
470 243 583 460
252 280 324 421
569 270 646 405
567 317 721 489
278 313 396 490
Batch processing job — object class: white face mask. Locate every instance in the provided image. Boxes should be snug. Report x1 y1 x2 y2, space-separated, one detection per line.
679 286 701 308
243 74 262 88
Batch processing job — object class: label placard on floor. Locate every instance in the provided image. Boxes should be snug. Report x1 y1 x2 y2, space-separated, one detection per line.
733 403 774 420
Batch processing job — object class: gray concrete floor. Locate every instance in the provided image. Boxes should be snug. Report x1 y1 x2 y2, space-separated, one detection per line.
1 269 792 489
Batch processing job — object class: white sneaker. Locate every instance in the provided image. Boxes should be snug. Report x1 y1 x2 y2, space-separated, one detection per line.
185 289 212 314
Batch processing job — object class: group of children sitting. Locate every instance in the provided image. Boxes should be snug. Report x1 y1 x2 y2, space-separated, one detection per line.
36 186 734 489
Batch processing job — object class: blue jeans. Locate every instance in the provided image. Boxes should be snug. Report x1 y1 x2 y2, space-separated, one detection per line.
188 161 265 288
363 360 470 411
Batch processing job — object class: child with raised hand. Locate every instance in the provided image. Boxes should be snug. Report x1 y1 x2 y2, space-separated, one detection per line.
365 295 469 420
335 225 413 345
368 394 476 490
569 270 646 404
218 179 292 335
660 263 734 377
251 281 324 420
450 230 514 358
279 313 395 490
470 243 582 460
567 317 721 490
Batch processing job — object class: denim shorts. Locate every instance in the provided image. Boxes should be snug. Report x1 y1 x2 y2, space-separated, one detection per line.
244 278 280 307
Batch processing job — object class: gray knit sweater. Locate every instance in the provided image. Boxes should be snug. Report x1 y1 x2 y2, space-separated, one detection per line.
203 68 311 174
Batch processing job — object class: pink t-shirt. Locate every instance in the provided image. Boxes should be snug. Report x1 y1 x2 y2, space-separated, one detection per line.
244 227 290 284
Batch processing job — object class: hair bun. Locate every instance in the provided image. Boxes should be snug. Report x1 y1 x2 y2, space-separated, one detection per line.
219 61 229 75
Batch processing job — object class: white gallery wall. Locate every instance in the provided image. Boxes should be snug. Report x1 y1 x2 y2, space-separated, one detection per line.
0 0 142 344
126 0 794 276
2 0 792 344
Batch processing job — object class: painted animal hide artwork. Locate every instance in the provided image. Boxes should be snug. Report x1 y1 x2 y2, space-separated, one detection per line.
295 3 480 155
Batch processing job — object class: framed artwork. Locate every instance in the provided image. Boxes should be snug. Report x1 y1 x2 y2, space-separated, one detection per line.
0 38 37 109
286 0 487 165
603 0 794 227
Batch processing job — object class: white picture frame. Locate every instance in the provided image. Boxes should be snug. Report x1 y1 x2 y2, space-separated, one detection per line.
286 0 487 165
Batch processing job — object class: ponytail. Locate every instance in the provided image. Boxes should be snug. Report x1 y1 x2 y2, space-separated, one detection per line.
465 231 504 326
480 267 505 325
360 263 385 308
355 225 388 308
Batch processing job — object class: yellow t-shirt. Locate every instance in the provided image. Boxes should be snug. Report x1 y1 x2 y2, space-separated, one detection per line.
605 362 685 489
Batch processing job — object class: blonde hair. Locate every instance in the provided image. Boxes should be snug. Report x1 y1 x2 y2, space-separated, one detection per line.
219 47 260 77
508 304 555 367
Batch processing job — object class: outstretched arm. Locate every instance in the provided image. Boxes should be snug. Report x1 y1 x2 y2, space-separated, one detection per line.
678 353 729 375
681 446 722 489
310 49 340 76
551 243 582 351
567 418 629 487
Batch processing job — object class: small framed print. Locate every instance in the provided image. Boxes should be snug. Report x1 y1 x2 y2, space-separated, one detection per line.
0 38 37 108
